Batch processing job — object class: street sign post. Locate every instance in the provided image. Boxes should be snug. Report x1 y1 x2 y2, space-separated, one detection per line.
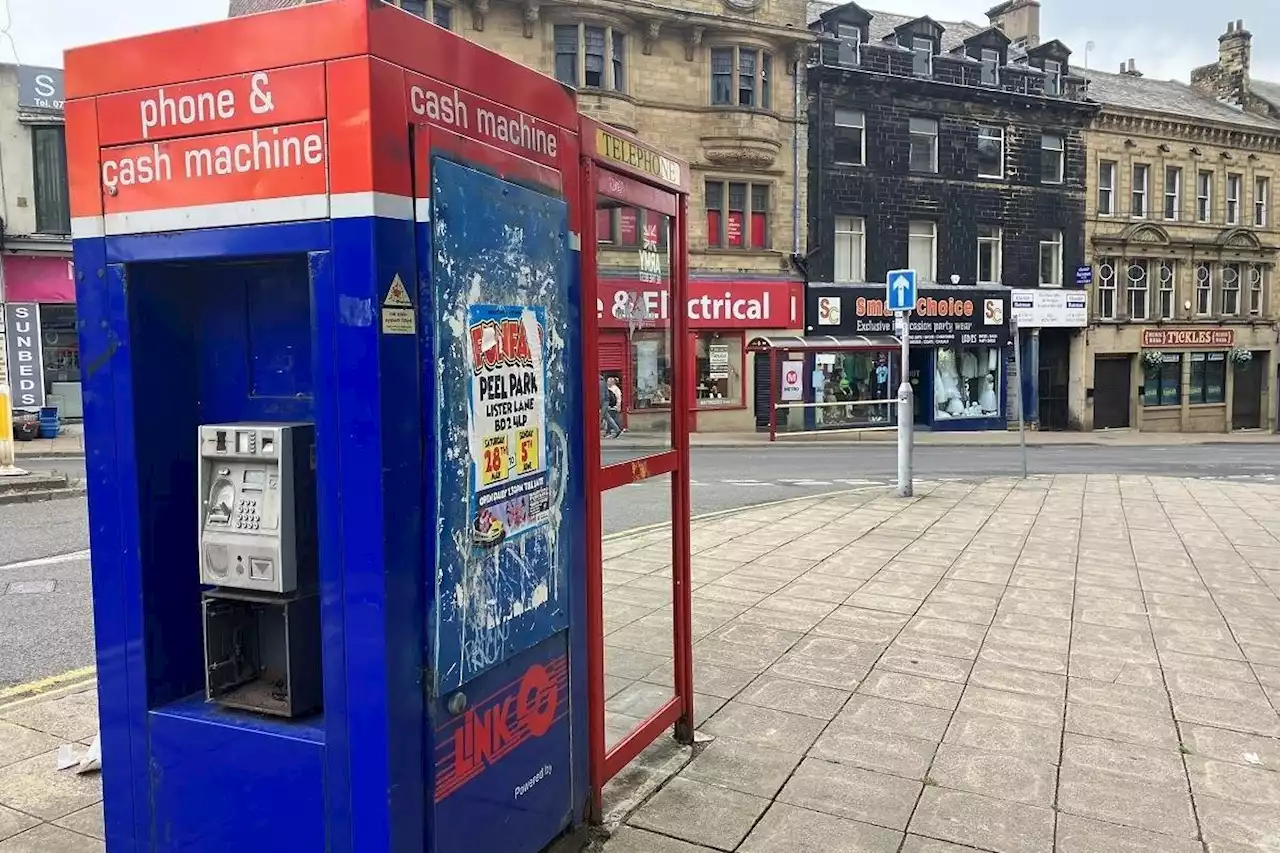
887 269 916 498
1011 315 1027 478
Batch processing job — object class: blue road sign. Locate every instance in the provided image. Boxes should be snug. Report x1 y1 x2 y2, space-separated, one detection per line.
886 269 916 312
1074 264 1093 286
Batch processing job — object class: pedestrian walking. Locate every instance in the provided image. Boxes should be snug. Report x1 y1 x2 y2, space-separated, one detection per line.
601 374 624 438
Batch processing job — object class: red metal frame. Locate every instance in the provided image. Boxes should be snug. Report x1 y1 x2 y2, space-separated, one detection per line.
579 119 692 821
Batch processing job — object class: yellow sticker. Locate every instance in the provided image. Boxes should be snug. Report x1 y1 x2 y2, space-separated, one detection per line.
515 427 539 474
480 434 510 486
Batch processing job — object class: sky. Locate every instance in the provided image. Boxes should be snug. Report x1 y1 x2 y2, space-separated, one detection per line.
3 0 1279 83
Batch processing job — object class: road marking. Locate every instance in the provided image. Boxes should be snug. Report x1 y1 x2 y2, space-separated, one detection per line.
0 666 97 707
0 549 92 572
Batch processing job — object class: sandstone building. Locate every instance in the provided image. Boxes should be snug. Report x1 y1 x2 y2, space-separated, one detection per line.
230 0 812 432
1080 23 1280 433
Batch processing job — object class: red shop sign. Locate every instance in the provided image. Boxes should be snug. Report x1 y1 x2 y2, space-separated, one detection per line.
1 256 75 303
1141 328 1234 348
597 279 802 330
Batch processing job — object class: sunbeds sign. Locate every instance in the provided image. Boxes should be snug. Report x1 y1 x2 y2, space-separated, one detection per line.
466 305 551 549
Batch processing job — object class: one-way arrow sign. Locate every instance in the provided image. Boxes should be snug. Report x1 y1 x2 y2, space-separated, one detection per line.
886 268 916 313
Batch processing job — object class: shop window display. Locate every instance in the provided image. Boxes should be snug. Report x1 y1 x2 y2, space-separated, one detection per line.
631 331 672 409
814 351 896 428
934 346 1000 420
695 333 742 406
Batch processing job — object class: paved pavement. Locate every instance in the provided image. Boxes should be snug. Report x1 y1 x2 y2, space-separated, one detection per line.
4 475 1280 851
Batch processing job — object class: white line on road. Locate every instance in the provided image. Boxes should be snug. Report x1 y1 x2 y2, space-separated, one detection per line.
0 550 91 571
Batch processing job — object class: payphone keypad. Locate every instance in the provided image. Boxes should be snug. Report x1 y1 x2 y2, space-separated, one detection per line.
235 497 261 530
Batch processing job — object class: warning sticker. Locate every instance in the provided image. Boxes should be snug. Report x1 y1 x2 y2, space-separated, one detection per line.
382 307 416 335
385 274 412 307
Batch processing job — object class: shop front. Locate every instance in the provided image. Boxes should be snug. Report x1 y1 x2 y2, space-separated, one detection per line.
0 254 80 417
596 276 803 432
1009 289 1088 430
1086 325 1275 433
805 284 1013 431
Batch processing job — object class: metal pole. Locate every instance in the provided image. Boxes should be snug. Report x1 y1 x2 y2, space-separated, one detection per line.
897 313 913 497
1012 317 1027 478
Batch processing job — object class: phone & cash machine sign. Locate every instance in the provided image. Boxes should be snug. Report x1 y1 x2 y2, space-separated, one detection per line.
466 305 551 549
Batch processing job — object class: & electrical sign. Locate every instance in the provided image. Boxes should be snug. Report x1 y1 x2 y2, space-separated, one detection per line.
597 279 802 330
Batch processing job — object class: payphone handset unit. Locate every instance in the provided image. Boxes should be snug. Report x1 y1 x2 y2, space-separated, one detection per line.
198 423 316 594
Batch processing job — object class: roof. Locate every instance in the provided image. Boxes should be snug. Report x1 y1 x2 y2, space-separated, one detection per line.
228 0 303 16
1078 67 1280 131
1255 78 1280 112
807 3 1030 60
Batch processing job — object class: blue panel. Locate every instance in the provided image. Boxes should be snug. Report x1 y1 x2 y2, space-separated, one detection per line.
105 221 330 264
432 636 573 853
149 701 325 853
247 268 315 399
429 157 573 694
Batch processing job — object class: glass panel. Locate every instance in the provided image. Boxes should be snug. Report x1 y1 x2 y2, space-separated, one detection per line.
935 346 1002 420
399 0 427 17
761 53 771 109
584 26 606 88
1160 355 1180 406
433 3 452 28
727 183 746 248
596 186 675 463
738 49 756 106
32 126 71 235
775 350 900 434
977 126 1002 178
711 47 734 105
554 25 579 86
834 109 864 165
612 30 626 92
1205 352 1226 403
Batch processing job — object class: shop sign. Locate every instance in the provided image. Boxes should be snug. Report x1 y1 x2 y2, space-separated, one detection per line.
1 256 76 304
781 361 804 401
18 66 64 112
1141 328 1234 348
1010 289 1087 328
810 286 1011 348
708 343 730 379
637 223 662 285
597 279 802 329
1074 265 1093 286
3 304 45 409
593 127 683 189
816 296 841 325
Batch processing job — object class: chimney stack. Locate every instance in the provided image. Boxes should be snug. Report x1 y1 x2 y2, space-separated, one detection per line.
1120 58 1143 77
986 0 1041 49
1192 19 1252 105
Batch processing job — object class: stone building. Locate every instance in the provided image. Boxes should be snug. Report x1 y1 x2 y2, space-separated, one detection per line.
0 64 81 419
230 0 812 433
801 0 1095 433
1079 39 1280 433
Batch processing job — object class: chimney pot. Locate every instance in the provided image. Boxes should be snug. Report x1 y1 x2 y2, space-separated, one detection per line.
1237 18 1244 30
1120 62 1126 73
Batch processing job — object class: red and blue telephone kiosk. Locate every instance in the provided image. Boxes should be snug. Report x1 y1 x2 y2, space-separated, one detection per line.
64 2 694 850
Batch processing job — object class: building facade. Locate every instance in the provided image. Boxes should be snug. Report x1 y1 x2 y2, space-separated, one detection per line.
803 0 1094 431
231 0 812 433
0 64 79 418
1079 39 1280 433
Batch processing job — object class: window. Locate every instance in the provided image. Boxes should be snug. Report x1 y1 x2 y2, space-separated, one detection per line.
913 37 933 76
1164 167 1181 221
631 331 673 411
1043 59 1062 96
980 49 1000 86
1127 261 1149 320
1188 352 1226 405
695 333 744 408
977 125 1004 179
910 118 938 173
836 23 861 67
1256 176 1270 226
554 24 626 91
1131 164 1149 217
908 220 937 283
1221 263 1241 315
1039 231 1062 286
1197 170 1213 222
834 216 865 282
1041 134 1064 184
1195 262 1213 316
977 226 1002 284
1158 261 1176 320
711 46 772 109
1098 161 1116 215
1248 264 1264 315
935 346 1002 419
834 109 865 166
598 206 666 249
1227 173 1242 224
397 0 452 28
1143 353 1181 407
32 126 70 235
1097 260 1117 320
705 180 768 249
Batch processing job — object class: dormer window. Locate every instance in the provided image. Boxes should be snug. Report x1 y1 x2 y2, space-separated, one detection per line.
913 37 933 76
1043 59 1062 95
836 23 861 67
980 49 1000 86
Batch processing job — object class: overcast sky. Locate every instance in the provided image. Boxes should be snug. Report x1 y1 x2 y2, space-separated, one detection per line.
4 0 1278 83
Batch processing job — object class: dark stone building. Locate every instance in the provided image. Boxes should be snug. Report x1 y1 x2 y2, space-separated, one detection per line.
800 0 1098 430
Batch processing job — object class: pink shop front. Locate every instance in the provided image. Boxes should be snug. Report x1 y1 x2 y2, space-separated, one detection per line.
1 254 80 416
596 276 804 433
